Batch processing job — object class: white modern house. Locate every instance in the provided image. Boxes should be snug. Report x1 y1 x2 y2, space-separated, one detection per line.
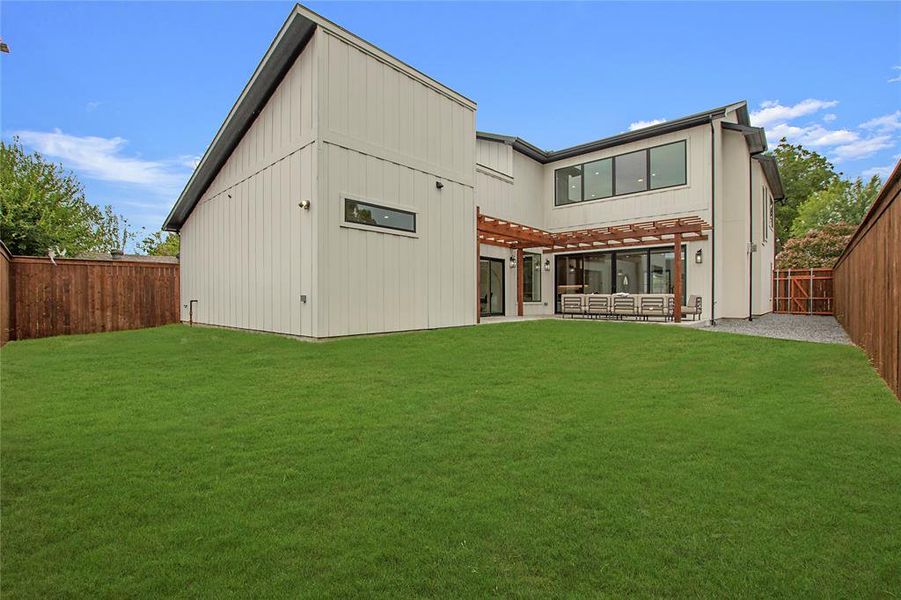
163 4 783 339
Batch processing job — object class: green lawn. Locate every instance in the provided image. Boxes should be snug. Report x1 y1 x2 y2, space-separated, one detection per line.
2 321 899 597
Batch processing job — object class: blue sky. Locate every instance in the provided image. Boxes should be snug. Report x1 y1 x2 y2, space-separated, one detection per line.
2 1 899 236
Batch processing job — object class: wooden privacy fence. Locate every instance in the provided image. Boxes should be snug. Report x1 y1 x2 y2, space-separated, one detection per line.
833 160 900 399
0 249 179 344
772 268 834 315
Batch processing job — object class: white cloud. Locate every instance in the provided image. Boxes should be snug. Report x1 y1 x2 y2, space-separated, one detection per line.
888 66 901 83
628 118 666 131
13 129 192 194
765 122 858 148
860 163 895 180
85 101 101 112
832 135 894 163
860 110 901 132
749 98 838 128
822 113 837 122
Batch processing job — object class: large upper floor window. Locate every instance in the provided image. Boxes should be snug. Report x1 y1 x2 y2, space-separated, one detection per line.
554 140 687 206
344 198 416 233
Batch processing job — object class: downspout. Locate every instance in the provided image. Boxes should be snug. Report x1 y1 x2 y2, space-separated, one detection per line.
748 155 753 321
709 117 716 326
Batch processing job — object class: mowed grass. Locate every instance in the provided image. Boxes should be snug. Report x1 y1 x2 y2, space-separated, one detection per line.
2 321 899 597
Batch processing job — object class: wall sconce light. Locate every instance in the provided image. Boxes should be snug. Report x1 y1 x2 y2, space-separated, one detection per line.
299 200 311 210
509 255 517 269
435 181 444 190
695 249 703 264
543 259 551 271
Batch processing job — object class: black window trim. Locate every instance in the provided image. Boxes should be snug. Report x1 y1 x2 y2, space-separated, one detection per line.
554 139 688 207
343 197 417 234
523 252 542 303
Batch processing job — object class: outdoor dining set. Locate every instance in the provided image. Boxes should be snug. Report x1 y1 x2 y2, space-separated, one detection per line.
560 293 703 321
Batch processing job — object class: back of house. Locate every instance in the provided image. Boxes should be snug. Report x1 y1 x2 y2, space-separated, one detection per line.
164 3 783 339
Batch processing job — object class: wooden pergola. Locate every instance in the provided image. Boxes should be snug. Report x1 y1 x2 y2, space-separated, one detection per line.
476 208 711 323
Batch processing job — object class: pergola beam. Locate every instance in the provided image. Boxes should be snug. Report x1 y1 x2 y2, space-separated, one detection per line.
477 213 711 254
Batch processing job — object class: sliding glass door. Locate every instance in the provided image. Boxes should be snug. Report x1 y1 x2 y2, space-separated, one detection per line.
480 258 505 316
555 246 686 312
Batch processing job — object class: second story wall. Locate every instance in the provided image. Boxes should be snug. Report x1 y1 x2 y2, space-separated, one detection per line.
542 124 713 232
318 28 475 187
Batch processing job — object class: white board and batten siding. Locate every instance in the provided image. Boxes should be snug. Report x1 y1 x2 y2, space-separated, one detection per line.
314 28 477 337
180 35 318 337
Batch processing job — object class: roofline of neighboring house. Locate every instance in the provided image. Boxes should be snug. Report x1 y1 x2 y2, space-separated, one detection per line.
477 100 784 200
163 3 476 232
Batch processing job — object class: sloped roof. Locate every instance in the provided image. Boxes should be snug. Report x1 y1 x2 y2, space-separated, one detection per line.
163 4 475 232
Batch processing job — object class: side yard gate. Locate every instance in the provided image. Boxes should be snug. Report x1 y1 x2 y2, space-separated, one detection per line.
772 268 834 315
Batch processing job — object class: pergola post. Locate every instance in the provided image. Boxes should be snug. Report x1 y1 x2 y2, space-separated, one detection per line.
476 207 481 324
516 247 524 317
673 233 683 323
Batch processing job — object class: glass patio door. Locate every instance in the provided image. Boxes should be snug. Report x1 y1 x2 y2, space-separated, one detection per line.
480 258 505 316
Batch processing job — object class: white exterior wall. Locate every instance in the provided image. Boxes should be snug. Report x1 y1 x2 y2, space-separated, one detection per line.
314 29 477 337
180 34 318 336
473 114 777 322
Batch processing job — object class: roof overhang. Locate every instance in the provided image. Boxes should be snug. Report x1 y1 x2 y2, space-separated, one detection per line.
477 101 749 165
163 9 317 231
753 154 785 200
164 4 477 232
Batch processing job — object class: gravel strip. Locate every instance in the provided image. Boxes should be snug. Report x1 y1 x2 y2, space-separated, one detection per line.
697 313 851 345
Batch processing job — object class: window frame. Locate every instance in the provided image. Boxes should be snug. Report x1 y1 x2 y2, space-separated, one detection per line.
341 195 418 237
522 252 542 303
554 140 688 206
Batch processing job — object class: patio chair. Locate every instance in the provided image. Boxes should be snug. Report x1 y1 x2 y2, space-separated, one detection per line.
682 295 702 320
612 295 636 319
562 295 584 318
639 296 666 321
587 295 610 319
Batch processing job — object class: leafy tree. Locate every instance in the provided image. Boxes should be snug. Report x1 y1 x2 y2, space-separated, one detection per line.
770 139 841 248
791 176 881 237
1 138 103 255
775 222 856 269
139 231 180 256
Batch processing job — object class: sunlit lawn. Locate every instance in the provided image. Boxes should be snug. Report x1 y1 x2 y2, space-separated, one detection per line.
2 321 899 597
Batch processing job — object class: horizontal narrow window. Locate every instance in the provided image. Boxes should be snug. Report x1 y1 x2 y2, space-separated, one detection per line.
344 198 415 233
615 150 648 195
649 141 686 190
584 158 613 201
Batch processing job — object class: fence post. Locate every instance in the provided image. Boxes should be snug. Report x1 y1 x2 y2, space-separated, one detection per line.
787 268 792 314
809 268 813 315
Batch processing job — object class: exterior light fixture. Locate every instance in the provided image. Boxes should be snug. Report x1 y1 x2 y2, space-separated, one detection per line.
695 248 703 264
509 255 517 269
436 181 444 189
543 259 551 271
299 200 311 210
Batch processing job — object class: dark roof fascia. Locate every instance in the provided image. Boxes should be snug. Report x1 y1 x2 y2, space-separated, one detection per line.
721 121 768 154
478 101 748 165
162 10 317 231
752 154 785 200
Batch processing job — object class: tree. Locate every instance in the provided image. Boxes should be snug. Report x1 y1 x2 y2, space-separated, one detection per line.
0 138 138 256
775 222 856 269
1 138 102 255
770 139 840 248
139 231 180 256
790 176 881 237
